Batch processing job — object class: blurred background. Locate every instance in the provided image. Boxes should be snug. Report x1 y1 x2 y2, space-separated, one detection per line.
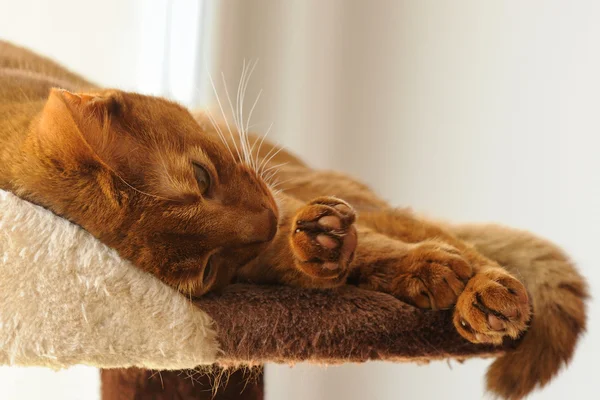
1 0 598 398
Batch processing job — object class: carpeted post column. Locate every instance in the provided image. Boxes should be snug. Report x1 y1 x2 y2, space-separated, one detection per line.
101 366 264 400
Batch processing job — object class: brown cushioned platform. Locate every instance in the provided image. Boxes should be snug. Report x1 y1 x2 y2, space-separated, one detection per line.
195 284 514 365
102 284 519 400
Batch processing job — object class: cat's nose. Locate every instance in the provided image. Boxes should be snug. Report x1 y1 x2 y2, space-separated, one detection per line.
264 208 278 241
244 206 278 244
259 207 278 242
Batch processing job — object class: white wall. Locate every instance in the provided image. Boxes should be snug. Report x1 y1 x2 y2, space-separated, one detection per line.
0 0 204 102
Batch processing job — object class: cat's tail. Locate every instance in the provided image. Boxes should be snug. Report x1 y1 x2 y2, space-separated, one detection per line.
451 224 589 399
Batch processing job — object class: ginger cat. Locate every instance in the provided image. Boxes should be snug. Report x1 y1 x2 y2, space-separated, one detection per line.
0 41 588 399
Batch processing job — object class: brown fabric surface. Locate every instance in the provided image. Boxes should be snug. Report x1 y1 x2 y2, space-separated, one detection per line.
195 284 513 365
101 367 263 400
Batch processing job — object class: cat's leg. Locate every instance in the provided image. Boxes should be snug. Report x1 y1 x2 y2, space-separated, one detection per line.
285 199 528 333
348 227 473 309
248 193 470 308
241 194 482 315
241 191 530 344
356 209 531 343
270 197 531 342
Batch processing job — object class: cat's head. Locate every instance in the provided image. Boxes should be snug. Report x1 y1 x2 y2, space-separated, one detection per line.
16 88 279 295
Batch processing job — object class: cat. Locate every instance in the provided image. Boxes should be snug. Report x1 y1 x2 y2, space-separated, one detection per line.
0 40 587 399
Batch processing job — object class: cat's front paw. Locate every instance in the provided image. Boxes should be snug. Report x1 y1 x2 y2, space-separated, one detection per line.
291 197 357 281
454 269 531 345
389 242 473 309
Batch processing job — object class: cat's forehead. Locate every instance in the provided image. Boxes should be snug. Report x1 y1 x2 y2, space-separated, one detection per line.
125 94 190 120
115 95 198 138
100 92 235 168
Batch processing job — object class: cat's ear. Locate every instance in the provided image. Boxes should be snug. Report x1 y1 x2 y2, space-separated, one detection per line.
54 89 124 119
38 88 127 171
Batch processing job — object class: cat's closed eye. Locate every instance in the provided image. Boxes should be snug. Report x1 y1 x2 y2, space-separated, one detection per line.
192 163 211 194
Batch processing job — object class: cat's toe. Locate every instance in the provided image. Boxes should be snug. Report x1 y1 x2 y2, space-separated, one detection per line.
291 197 357 280
454 269 531 344
387 242 472 310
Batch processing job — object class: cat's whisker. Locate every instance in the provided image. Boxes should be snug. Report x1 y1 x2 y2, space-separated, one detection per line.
232 59 253 168
262 161 288 176
227 59 256 168
189 80 237 162
205 109 236 162
221 71 241 134
208 59 276 178
274 182 298 192
248 133 263 166
220 71 248 165
264 171 278 185
240 60 258 117
262 165 286 187
236 60 251 165
250 122 273 173
238 62 257 167
205 111 227 151
244 88 262 171
264 167 282 184
245 122 269 130
206 67 243 162
240 60 259 170
259 147 274 170
257 140 280 173
268 177 294 191
235 59 248 133
259 144 285 176
266 171 286 187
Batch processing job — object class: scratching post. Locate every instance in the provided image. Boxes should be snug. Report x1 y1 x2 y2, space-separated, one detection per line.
101 366 264 400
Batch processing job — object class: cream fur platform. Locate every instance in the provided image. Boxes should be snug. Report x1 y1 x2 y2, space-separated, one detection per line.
0 189 218 369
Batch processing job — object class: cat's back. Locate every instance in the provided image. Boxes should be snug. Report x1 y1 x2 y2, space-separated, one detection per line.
0 41 94 187
0 40 92 104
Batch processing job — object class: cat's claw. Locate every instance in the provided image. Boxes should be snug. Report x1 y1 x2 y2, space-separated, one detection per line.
291 197 357 281
454 269 531 344
389 241 473 310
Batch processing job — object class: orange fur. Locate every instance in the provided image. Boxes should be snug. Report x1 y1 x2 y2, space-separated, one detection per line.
0 41 588 399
